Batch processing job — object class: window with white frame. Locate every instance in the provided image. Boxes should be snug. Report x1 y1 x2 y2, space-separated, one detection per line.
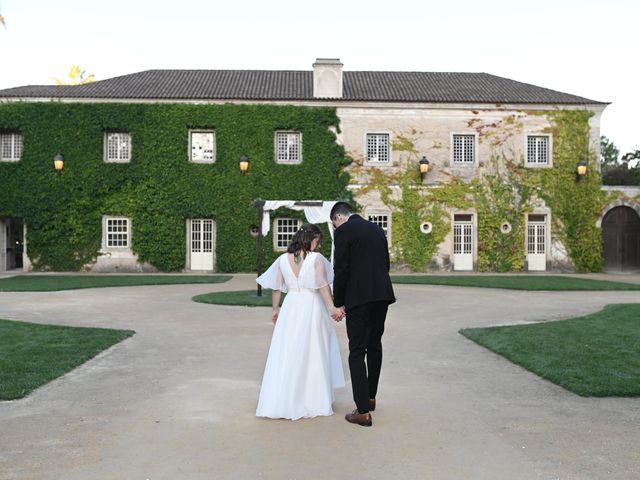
366 133 390 163
526 135 551 165
452 134 475 164
274 218 302 250
275 131 302 164
189 130 216 163
104 132 131 162
367 212 391 240
0 132 22 161
104 217 131 249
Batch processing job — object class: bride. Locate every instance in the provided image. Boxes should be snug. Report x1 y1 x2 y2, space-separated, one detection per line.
256 223 345 420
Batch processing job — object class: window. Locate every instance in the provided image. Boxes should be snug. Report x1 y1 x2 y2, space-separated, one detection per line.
452 134 475 164
274 218 301 250
275 131 302 164
526 135 551 166
367 212 390 240
189 130 216 163
104 132 131 162
366 133 390 163
104 217 131 249
0 132 22 161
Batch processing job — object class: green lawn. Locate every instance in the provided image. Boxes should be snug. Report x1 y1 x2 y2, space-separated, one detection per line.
193 289 284 307
392 275 640 291
459 304 640 396
0 319 135 400
0 275 232 292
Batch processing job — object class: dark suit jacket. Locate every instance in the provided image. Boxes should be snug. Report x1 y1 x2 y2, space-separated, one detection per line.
333 214 396 311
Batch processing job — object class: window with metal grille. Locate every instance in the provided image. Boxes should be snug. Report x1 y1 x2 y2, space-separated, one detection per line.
190 130 215 163
274 218 301 250
368 213 390 239
275 131 302 164
366 133 390 163
105 217 130 248
452 135 475 164
526 136 549 165
0 132 22 161
104 132 131 162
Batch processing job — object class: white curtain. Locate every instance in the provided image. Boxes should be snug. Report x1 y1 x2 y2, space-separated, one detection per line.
260 200 338 259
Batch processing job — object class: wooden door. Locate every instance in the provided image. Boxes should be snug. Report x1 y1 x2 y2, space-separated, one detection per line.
602 207 640 271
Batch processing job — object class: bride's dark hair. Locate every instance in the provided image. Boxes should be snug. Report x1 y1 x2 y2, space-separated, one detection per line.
287 223 323 255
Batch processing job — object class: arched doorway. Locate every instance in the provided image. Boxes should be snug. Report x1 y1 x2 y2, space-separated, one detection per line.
602 206 640 272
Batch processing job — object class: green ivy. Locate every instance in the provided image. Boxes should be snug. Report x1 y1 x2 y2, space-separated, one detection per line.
347 111 608 272
0 103 351 271
526 110 607 272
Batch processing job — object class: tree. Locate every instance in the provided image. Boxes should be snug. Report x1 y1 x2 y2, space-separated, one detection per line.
52 65 96 85
600 136 620 166
621 149 640 164
601 137 640 186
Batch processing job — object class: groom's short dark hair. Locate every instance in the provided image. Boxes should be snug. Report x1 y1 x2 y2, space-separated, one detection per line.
330 202 355 221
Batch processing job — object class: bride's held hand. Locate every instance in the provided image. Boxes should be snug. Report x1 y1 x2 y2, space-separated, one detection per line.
330 306 344 322
271 307 280 324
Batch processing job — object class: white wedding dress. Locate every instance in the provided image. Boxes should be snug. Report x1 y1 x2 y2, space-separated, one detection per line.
256 251 345 420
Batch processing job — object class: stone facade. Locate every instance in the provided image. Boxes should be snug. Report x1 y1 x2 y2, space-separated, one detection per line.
336 104 606 271
3 57 634 273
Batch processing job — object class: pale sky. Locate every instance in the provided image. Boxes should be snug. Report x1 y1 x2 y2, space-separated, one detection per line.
0 0 637 155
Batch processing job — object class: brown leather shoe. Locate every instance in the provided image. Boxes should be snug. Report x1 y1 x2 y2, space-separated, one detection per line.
368 399 376 411
345 409 372 427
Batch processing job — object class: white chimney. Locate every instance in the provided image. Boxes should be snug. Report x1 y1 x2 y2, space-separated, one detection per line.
313 58 343 98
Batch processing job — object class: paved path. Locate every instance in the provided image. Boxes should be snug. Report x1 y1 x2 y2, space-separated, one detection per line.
1 274 640 480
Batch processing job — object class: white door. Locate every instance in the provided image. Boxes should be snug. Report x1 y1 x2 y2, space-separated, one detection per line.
190 219 215 271
527 217 546 271
453 218 473 271
0 219 6 272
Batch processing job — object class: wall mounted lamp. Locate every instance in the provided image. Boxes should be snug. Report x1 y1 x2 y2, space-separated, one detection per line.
53 153 65 173
239 154 249 174
419 155 430 180
576 159 587 181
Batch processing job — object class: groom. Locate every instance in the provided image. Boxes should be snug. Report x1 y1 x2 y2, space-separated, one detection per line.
330 202 396 427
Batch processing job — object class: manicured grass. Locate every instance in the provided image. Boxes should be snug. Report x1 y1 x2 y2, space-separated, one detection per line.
391 275 640 291
459 304 640 396
0 275 232 292
0 319 135 400
193 289 284 307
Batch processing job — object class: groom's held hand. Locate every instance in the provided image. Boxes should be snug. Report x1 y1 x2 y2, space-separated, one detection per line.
332 306 346 322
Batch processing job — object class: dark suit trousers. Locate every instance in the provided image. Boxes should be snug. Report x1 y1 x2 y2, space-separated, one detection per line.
345 301 388 412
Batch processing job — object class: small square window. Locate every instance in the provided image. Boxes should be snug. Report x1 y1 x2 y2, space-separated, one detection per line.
0 132 22 161
526 136 551 166
104 217 131 249
367 212 391 241
275 131 302 164
274 218 301 250
104 132 131 163
452 134 475 164
190 130 216 163
366 133 390 163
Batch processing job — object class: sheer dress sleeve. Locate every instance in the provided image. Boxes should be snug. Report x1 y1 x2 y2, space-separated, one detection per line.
299 253 334 291
256 255 288 293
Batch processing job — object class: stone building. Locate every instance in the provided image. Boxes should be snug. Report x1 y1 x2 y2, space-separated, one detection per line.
1 58 638 273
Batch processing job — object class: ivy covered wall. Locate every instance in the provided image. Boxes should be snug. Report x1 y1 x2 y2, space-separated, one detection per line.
0 102 351 272
345 109 610 273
